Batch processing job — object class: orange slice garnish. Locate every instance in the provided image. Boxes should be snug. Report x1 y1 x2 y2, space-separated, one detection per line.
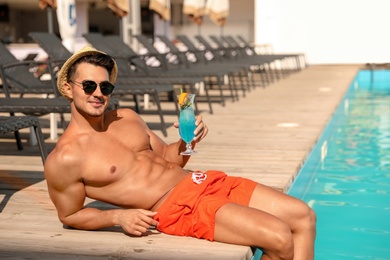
178 92 188 107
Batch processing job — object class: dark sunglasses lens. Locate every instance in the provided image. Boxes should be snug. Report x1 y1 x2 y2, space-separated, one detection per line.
82 81 98 94
81 81 114 96
100 82 115 95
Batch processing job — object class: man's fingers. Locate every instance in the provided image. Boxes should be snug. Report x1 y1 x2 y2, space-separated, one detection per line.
138 210 159 227
193 120 208 142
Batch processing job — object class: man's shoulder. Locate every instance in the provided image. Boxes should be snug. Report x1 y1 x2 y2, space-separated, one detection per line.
44 136 86 187
114 108 140 118
109 108 147 126
45 131 86 173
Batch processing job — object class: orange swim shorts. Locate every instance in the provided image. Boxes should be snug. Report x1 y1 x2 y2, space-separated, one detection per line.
154 170 257 241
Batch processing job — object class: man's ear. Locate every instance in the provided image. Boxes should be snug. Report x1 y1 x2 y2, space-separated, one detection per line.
64 82 73 99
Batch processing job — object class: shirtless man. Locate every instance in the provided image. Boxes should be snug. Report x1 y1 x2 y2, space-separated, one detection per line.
44 46 316 260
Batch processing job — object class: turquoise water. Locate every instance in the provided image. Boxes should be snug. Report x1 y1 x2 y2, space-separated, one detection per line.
288 70 390 259
179 107 196 143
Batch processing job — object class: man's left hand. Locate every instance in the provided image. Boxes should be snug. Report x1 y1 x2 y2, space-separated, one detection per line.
173 115 208 143
193 115 208 142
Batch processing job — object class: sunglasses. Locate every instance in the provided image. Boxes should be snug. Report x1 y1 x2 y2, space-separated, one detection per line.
70 80 115 96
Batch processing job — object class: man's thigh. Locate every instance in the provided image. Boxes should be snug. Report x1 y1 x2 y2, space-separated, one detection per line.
248 183 310 228
214 202 290 247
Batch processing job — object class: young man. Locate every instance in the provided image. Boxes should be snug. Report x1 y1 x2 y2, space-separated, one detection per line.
45 46 316 260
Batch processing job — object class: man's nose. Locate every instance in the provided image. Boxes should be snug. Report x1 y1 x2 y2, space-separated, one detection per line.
92 84 104 96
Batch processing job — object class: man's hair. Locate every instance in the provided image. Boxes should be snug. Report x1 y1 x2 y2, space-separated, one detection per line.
67 53 116 82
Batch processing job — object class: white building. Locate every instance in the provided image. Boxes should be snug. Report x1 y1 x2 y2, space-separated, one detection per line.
0 0 389 64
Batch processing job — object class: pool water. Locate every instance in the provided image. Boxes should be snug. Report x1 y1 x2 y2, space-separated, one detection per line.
288 70 390 259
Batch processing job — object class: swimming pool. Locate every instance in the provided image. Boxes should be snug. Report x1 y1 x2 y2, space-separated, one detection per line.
287 69 390 259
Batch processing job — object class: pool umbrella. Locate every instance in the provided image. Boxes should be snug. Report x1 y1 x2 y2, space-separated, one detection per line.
104 0 129 39
183 0 206 34
206 0 229 35
149 0 171 36
149 0 171 21
38 0 56 33
106 0 129 18
56 0 77 52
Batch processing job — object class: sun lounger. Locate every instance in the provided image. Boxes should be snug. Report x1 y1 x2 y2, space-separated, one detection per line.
0 115 48 164
175 34 253 99
206 35 280 86
194 34 274 90
141 34 247 103
0 42 58 96
0 42 68 143
82 33 213 113
226 35 305 72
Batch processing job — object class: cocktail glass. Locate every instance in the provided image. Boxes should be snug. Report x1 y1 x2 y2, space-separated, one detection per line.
178 93 197 155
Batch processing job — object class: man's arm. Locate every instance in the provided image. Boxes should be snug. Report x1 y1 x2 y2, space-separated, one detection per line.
44 147 158 235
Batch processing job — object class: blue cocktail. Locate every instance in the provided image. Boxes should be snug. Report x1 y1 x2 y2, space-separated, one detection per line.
178 93 197 155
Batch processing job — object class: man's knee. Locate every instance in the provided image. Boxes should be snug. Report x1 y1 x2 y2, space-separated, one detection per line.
293 201 316 232
302 204 317 231
308 207 317 227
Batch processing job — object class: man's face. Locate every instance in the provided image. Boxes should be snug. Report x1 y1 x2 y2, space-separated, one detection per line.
69 63 112 118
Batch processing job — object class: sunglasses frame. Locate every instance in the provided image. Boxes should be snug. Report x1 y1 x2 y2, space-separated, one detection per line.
70 80 115 96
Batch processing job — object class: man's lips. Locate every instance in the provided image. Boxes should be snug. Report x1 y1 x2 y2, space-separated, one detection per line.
88 100 104 107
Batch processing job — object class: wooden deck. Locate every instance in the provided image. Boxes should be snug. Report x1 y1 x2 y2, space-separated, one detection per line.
0 65 361 259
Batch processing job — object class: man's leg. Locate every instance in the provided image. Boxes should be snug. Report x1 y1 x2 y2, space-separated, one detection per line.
248 183 316 259
214 202 294 260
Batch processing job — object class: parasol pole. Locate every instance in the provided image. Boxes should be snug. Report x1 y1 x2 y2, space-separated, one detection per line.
119 17 123 39
47 4 56 140
47 6 54 33
164 18 167 36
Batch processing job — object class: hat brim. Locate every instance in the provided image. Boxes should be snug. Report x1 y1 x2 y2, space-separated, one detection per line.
57 46 118 100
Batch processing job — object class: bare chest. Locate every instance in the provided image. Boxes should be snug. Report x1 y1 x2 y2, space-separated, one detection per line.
78 131 149 186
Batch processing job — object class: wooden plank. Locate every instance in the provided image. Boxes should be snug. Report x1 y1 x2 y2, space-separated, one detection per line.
0 234 252 260
0 65 361 259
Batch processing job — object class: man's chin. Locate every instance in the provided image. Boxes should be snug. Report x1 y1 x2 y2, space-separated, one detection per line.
82 107 106 118
90 113 103 118
88 109 106 117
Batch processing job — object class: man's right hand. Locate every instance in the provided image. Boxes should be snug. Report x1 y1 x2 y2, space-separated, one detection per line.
116 209 159 236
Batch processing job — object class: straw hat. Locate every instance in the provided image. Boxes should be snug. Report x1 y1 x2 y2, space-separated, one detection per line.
57 46 118 100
